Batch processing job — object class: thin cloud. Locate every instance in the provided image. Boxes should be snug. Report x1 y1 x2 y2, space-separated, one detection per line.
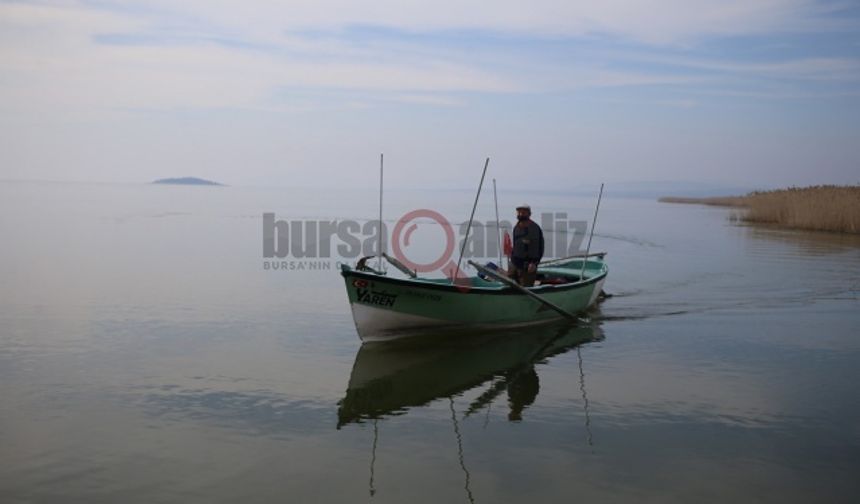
3 0 857 114
0 2 520 113
626 52 860 81
80 0 855 45
388 94 466 107
1 0 858 187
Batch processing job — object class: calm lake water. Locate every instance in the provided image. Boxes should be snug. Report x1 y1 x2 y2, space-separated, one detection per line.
1 181 859 503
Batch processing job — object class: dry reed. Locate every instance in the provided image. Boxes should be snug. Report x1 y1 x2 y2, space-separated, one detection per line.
660 185 860 234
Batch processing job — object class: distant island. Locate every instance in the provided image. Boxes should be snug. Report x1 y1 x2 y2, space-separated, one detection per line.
152 177 223 186
659 185 859 234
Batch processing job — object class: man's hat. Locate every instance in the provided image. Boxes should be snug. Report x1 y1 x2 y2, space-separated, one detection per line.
516 204 531 211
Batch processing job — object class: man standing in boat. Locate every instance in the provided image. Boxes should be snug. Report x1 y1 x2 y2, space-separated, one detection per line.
508 204 544 287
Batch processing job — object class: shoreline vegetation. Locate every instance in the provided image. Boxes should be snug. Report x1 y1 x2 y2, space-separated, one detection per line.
659 185 859 234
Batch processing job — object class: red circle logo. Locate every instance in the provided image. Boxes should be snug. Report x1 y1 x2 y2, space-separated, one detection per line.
390 208 472 290
391 209 457 274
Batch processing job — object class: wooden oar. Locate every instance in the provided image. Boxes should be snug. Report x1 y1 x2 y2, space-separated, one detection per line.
382 253 417 278
467 260 577 321
539 251 606 266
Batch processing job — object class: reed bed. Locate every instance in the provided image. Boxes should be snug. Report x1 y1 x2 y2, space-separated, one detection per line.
741 186 859 233
660 185 860 234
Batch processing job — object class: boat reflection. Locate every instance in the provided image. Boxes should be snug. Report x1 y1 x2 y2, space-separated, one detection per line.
337 323 603 428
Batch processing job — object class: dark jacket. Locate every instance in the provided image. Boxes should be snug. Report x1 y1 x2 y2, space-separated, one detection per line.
511 220 544 265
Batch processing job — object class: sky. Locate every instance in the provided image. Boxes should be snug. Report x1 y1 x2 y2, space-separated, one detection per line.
1 0 859 191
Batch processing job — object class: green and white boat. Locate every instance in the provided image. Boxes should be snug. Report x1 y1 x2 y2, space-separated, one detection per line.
342 156 608 342
340 255 608 342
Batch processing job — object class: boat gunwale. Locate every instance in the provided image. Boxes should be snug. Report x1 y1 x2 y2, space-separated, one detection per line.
340 263 608 296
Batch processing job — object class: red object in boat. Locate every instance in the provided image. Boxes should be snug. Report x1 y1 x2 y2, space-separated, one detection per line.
503 231 512 257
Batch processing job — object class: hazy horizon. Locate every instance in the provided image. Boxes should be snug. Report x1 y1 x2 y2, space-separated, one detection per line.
0 175 772 197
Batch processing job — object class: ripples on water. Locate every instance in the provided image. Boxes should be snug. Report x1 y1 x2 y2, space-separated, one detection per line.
1 182 859 503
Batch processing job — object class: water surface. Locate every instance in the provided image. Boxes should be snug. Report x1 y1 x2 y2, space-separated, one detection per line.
1 181 858 503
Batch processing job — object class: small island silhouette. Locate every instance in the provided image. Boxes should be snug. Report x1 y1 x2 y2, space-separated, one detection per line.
151 177 223 186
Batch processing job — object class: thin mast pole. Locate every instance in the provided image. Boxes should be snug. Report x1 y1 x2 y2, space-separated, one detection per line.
453 157 489 282
377 153 384 272
580 183 604 281
493 178 502 268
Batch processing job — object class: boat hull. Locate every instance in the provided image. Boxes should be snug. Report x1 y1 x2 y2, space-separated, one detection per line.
341 259 607 342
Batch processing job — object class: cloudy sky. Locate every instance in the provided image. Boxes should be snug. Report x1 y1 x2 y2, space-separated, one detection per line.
1 0 858 190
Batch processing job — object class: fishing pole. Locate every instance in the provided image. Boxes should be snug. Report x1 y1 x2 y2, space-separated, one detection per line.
580 183 604 281
377 153 384 272
493 178 502 268
452 157 489 282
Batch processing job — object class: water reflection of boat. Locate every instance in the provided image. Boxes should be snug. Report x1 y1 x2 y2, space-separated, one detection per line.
337 323 603 428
